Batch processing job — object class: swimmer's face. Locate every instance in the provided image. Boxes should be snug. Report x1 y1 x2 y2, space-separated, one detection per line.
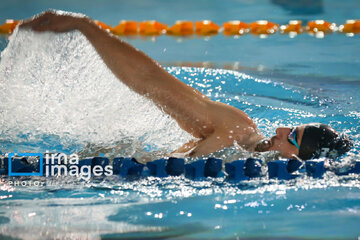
256 126 305 158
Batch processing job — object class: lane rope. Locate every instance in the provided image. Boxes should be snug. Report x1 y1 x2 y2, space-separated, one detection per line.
1 155 359 180
1 19 359 37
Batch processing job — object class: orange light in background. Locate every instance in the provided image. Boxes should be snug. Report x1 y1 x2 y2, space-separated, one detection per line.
223 21 249 35
307 20 336 33
339 19 360 34
250 20 279 35
112 20 138 35
195 20 220 35
139 21 167 35
167 21 194 36
94 20 113 32
0 19 19 34
280 20 303 34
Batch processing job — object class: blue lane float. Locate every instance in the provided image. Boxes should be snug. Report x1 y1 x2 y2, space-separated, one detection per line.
185 159 206 180
225 160 249 181
145 157 185 177
91 157 109 169
184 158 224 180
268 160 300 180
287 159 303 173
166 157 185 176
146 159 168 177
244 158 262 178
305 160 325 178
77 158 93 172
334 161 360 175
348 161 360 174
113 157 144 178
204 158 223 178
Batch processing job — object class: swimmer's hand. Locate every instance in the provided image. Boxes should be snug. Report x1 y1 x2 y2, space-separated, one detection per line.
19 10 87 33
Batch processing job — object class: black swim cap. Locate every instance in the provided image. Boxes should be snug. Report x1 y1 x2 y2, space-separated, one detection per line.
299 123 353 160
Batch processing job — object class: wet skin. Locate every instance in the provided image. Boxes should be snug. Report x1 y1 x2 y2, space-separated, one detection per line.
20 11 306 158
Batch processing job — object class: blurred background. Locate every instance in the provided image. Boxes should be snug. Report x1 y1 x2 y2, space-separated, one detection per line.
1 0 360 88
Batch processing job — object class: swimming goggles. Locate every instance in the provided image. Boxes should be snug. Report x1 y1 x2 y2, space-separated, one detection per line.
288 128 300 150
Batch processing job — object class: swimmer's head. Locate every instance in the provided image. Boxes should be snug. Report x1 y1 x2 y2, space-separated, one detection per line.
255 123 353 160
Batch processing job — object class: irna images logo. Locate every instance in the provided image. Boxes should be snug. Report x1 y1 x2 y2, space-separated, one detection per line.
7 151 113 180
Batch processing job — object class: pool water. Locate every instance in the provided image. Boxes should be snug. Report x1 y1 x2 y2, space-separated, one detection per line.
1 0 360 239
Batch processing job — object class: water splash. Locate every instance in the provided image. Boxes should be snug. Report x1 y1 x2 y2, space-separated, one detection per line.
0 29 192 155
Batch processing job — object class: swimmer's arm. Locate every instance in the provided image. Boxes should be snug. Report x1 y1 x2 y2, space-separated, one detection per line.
20 11 253 140
21 11 213 135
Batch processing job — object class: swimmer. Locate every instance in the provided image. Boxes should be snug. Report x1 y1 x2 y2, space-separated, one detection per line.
19 11 353 160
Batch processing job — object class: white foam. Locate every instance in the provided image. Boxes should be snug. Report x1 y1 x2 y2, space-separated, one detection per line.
0 28 192 153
